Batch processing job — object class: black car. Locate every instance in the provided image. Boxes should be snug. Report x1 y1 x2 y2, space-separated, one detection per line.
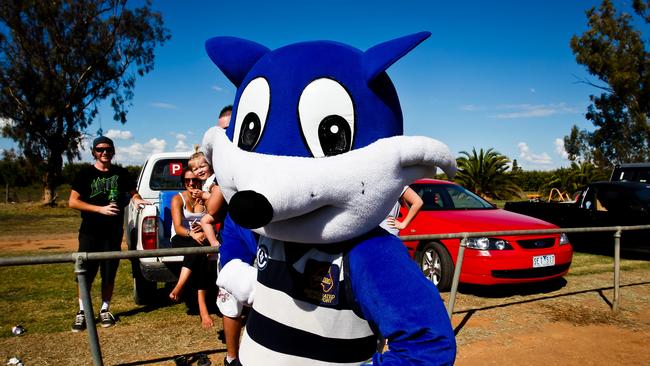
505 181 650 253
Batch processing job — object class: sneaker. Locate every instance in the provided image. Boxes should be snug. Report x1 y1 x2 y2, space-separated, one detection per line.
224 357 240 366
173 355 188 366
197 353 211 366
71 311 86 332
99 310 116 328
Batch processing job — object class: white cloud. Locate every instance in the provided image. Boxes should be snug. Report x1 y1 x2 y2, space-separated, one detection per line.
518 142 552 165
175 140 189 151
212 85 224 92
492 103 579 119
555 138 569 159
494 108 555 119
105 129 134 140
114 138 167 165
149 102 178 110
173 133 192 151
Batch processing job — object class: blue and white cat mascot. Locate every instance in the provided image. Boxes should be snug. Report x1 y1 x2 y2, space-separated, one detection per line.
204 32 457 365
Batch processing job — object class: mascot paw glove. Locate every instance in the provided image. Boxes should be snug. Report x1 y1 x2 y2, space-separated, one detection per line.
217 259 256 305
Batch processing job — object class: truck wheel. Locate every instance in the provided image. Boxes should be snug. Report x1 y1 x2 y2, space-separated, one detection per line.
131 260 157 305
416 242 454 291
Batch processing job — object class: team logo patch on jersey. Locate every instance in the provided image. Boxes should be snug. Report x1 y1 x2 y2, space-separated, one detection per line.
257 245 269 271
303 259 339 306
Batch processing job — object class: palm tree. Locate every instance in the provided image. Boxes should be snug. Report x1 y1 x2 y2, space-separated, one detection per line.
570 162 608 189
543 167 577 198
455 148 523 200
543 162 609 199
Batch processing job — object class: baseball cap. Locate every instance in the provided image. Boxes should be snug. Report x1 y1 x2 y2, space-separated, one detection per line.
93 136 114 149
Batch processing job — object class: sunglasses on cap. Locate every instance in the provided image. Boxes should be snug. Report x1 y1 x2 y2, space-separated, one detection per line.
94 147 115 153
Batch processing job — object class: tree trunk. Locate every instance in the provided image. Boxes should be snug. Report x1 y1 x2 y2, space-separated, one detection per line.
41 153 63 206
42 184 56 206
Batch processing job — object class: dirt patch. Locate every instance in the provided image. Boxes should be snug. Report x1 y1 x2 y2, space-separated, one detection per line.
0 233 79 252
450 271 650 365
457 322 650 365
2 234 650 365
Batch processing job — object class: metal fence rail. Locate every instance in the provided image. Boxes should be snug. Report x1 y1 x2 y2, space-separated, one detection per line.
1 224 649 365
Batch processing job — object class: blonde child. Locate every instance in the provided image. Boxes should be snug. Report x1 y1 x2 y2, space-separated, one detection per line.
188 149 226 249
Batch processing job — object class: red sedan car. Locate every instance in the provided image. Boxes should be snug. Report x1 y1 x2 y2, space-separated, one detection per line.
397 179 573 290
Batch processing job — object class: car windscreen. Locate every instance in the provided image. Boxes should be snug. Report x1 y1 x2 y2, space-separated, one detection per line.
611 167 650 183
410 183 494 210
149 159 187 191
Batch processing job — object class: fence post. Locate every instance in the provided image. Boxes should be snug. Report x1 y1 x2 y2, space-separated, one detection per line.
75 253 104 366
447 235 468 319
613 228 621 312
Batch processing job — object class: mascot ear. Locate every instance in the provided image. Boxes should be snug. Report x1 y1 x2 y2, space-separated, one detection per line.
205 36 270 87
363 31 431 83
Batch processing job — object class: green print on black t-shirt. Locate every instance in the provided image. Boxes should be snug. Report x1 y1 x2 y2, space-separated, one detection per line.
90 175 119 198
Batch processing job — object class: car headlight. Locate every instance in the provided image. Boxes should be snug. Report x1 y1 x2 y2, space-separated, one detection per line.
465 237 513 250
559 233 570 245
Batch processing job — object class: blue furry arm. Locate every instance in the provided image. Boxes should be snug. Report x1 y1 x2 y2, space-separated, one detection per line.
219 214 257 266
348 234 456 365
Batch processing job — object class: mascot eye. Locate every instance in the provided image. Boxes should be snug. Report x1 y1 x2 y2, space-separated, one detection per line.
233 77 270 151
318 115 351 156
298 78 354 157
239 112 262 151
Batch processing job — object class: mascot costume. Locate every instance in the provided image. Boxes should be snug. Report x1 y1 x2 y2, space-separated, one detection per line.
204 32 457 365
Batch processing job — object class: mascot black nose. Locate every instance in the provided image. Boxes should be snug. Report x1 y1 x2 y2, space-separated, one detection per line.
229 190 274 229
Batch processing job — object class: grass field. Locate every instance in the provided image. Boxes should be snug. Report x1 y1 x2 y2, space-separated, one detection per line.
0 202 193 340
1 202 650 365
2 235 648 339
0 258 196 340
0 203 80 236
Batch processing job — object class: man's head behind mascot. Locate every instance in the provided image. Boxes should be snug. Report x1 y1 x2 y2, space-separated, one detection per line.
204 32 456 244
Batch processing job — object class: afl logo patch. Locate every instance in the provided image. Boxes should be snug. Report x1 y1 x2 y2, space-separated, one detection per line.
257 245 269 270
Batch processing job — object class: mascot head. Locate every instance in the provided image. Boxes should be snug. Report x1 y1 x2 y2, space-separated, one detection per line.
205 32 456 243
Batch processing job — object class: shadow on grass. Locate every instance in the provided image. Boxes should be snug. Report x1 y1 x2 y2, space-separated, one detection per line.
452 280 650 335
458 277 569 298
571 241 650 260
114 284 221 320
114 348 226 366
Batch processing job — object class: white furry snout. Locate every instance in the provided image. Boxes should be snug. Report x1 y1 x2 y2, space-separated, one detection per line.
209 129 456 243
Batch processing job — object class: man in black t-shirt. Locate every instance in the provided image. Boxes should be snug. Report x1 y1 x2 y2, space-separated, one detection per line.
68 136 148 332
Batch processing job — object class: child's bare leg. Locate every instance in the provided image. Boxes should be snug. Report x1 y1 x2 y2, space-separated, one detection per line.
200 214 220 248
169 266 192 302
224 315 243 360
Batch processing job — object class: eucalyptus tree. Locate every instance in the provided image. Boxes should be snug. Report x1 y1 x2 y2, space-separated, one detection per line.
0 0 170 203
567 0 650 168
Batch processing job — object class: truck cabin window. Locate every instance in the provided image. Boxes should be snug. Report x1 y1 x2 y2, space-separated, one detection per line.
149 159 186 190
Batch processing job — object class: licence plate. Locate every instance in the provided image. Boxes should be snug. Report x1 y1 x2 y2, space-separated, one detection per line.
533 254 555 268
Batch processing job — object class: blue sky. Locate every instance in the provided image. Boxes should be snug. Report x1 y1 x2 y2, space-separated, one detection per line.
0 0 620 169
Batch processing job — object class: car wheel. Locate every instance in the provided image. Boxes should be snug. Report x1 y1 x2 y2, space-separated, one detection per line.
417 242 454 291
132 261 158 305
129 230 158 305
